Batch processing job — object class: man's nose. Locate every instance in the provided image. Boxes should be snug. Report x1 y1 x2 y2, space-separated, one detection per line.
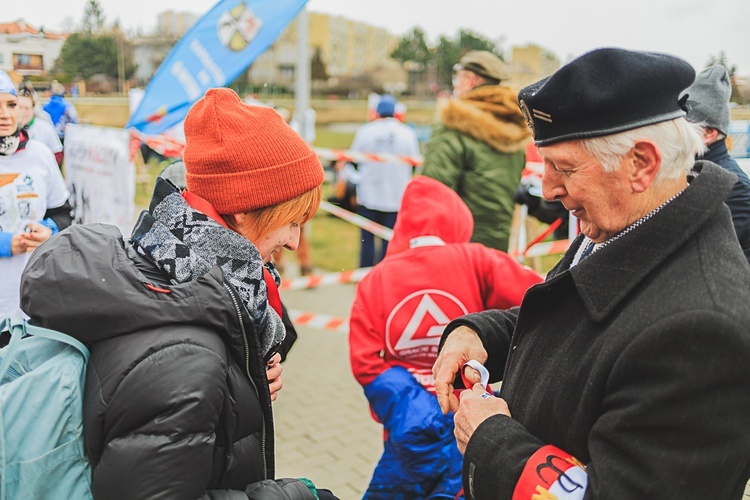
541 166 565 202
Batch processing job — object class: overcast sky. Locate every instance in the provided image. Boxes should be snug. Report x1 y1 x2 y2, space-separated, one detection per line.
7 0 750 75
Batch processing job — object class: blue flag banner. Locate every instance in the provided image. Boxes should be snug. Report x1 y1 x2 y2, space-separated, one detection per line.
127 0 307 135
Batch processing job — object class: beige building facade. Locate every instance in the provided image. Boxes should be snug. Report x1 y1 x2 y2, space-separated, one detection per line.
507 44 560 90
248 12 401 89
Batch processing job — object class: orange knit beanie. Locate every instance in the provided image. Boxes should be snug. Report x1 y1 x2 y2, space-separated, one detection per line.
183 88 324 214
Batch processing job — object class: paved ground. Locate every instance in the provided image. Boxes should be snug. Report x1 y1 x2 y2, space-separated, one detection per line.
275 282 380 499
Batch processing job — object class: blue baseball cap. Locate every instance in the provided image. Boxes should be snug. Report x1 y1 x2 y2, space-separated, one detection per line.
0 70 17 96
376 95 397 117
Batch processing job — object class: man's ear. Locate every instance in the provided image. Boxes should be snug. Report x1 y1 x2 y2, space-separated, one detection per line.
630 140 661 193
703 127 721 146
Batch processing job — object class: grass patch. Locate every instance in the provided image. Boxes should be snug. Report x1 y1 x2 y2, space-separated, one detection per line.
306 212 360 272
315 129 355 149
134 157 170 209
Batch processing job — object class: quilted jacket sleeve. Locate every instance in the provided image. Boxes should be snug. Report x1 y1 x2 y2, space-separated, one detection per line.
89 341 230 499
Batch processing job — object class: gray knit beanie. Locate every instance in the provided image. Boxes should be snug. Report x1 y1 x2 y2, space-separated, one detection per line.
681 65 731 137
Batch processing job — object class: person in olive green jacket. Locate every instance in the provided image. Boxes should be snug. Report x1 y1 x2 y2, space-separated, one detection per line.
422 50 530 251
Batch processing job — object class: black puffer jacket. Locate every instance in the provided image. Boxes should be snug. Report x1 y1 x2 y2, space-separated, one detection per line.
20 223 314 499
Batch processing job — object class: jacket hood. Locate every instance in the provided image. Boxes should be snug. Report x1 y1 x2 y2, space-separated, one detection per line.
438 85 530 153
386 176 473 257
20 223 238 343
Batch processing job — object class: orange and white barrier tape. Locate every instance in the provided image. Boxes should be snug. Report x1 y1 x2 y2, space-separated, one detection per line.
319 201 393 240
279 267 372 291
286 308 349 333
516 238 571 259
314 147 423 167
133 130 187 159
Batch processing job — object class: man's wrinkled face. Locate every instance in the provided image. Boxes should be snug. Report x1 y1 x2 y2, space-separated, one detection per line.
540 140 634 243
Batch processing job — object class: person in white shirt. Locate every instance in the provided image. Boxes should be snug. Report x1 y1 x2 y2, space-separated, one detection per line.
349 95 420 266
17 85 64 168
0 71 72 318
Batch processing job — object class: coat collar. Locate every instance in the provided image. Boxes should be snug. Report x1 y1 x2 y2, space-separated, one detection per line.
700 139 729 164
548 161 736 322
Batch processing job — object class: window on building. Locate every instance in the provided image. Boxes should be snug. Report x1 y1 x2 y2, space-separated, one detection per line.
13 53 44 72
279 64 294 79
15 54 31 66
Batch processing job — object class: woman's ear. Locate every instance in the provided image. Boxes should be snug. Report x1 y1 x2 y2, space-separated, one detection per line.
630 140 661 193
232 213 245 227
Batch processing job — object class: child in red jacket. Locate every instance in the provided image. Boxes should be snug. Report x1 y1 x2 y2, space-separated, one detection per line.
349 175 543 499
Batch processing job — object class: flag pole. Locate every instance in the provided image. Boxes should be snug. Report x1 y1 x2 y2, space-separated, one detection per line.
294 5 311 142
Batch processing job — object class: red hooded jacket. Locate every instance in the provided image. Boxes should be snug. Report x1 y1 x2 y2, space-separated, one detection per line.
349 176 543 392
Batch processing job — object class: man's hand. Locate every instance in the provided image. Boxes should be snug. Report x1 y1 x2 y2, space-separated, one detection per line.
266 353 283 401
432 326 487 414
454 384 511 454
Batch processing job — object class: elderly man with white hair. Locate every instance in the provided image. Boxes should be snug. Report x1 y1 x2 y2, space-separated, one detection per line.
433 48 750 500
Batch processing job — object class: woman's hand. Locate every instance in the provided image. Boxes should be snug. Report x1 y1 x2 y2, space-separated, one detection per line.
19 222 53 252
266 353 283 402
10 233 25 255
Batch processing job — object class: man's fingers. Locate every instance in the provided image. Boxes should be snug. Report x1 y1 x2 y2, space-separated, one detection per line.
436 390 451 414
446 392 459 413
473 382 489 395
463 365 481 385
433 356 459 413
435 380 458 413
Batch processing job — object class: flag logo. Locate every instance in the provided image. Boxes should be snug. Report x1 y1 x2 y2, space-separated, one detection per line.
217 2 264 52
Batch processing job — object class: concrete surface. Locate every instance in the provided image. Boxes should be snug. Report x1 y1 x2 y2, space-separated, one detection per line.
275 282 380 499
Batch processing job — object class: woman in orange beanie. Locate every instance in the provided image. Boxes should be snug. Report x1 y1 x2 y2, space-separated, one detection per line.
21 88 337 499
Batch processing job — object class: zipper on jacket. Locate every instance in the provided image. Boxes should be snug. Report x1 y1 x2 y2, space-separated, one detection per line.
224 282 268 479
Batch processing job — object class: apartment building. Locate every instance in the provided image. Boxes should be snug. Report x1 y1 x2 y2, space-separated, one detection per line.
507 44 560 90
0 20 65 79
248 12 401 89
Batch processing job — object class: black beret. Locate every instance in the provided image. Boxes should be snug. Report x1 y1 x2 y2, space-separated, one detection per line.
518 47 696 146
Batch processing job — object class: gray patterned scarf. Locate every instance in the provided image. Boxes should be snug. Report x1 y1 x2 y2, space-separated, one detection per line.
131 177 285 358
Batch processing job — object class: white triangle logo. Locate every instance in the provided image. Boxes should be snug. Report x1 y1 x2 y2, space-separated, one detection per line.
393 293 454 351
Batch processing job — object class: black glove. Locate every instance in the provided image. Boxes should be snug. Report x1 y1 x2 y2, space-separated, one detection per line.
513 184 541 211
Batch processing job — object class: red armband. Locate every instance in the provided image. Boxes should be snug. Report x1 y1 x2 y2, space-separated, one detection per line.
512 445 588 500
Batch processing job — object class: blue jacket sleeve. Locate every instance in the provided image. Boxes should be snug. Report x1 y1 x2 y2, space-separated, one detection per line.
0 231 12 257
364 366 450 439
39 218 60 235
